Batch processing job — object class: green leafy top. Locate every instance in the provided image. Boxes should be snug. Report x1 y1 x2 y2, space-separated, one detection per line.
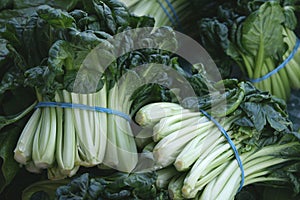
55 172 170 200
199 0 299 79
0 0 161 101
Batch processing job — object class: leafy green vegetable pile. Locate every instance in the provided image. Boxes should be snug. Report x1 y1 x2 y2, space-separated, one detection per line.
199 0 300 101
55 172 169 200
135 79 300 199
1 0 300 200
0 0 180 196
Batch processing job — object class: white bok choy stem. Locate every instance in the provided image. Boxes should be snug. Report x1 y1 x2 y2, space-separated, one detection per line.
55 91 76 174
153 111 207 142
103 84 120 169
32 106 56 169
104 71 142 172
14 108 41 164
153 121 215 168
71 92 98 166
135 102 186 127
94 83 107 163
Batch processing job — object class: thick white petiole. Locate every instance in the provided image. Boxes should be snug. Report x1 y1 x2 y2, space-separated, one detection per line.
14 108 41 164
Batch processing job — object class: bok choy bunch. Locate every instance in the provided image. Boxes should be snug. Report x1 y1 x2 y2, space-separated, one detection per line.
0 0 180 182
135 79 300 199
199 0 300 100
120 0 226 39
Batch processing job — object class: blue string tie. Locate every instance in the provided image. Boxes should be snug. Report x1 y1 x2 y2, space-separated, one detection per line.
200 109 245 192
157 0 182 30
251 38 300 83
156 0 176 26
35 102 131 121
164 0 182 29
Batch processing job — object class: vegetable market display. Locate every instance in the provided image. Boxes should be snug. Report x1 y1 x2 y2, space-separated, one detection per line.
0 0 300 200
0 0 178 196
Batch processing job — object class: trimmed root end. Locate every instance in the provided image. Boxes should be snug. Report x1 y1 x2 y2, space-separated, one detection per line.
14 151 28 165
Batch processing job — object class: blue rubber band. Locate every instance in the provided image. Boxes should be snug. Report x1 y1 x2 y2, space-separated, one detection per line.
35 102 131 121
156 0 177 27
200 109 245 192
164 0 182 29
251 38 300 83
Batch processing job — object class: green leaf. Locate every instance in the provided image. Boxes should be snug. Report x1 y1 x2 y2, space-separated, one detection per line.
287 89 300 131
104 0 130 27
83 0 117 34
22 179 70 200
241 1 285 58
0 68 24 95
0 126 22 193
198 17 236 78
128 15 155 28
283 5 297 30
0 0 12 10
56 172 170 199
0 39 10 67
37 5 75 28
48 40 74 74
264 104 291 132
12 0 79 10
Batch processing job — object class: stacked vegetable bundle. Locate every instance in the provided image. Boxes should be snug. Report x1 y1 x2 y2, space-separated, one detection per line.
135 80 300 199
199 0 300 100
1 0 300 199
0 0 181 188
14 84 140 179
120 0 228 40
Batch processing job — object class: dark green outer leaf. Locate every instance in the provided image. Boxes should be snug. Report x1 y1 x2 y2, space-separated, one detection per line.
0 126 21 193
55 172 169 199
22 179 70 200
264 104 291 132
104 0 129 27
0 0 12 10
37 5 75 28
21 14 46 67
0 39 9 66
48 40 74 74
239 102 266 131
84 0 117 34
287 89 300 131
0 68 24 95
198 17 234 78
12 0 79 10
128 15 155 28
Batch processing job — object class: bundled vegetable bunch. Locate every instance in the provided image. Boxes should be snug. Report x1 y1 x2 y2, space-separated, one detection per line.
0 0 182 185
121 0 189 29
199 0 300 100
120 0 227 40
135 79 300 199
